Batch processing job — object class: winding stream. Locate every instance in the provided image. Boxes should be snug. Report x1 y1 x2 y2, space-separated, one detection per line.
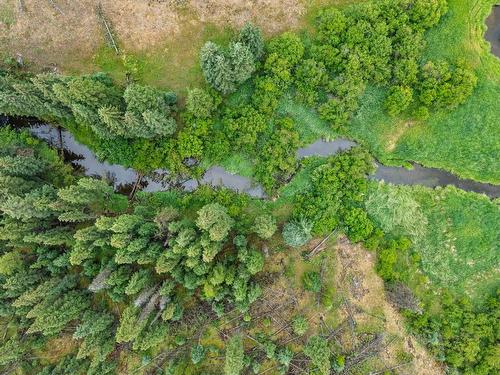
2 118 498 199
485 5 500 58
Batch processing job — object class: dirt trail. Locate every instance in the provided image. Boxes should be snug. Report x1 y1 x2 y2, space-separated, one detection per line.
335 237 443 375
385 120 415 152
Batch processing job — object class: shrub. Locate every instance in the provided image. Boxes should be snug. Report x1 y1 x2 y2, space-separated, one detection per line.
417 60 477 109
302 271 322 293
252 214 277 239
186 88 219 119
267 32 304 67
282 219 312 247
385 85 413 116
342 207 374 243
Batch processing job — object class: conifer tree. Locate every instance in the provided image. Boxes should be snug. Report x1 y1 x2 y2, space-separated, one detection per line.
228 42 256 84
252 214 277 239
237 22 264 60
224 334 245 375
196 203 234 241
122 83 177 138
200 42 236 95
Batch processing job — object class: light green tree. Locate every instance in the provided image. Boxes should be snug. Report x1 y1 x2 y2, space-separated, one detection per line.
252 214 277 239
224 334 245 375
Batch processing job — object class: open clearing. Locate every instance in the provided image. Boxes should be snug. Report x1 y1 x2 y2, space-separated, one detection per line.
0 0 337 92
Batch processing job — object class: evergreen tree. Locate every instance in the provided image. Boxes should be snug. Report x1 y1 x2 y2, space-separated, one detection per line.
237 22 264 60
282 219 312 247
200 42 236 94
123 83 177 138
228 42 256 84
191 344 206 364
303 336 330 375
115 306 146 343
73 310 115 365
196 203 234 241
224 334 245 375
26 290 89 336
98 105 124 135
1 185 58 221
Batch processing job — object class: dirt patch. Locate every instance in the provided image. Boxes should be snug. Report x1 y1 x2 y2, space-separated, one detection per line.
191 0 305 34
335 237 443 375
0 0 307 74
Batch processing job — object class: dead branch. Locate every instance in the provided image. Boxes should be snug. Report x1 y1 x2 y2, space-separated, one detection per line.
129 172 144 200
18 0 27 13
370 361 413 375
48 0 64 15
95 2 120 54
306 229 338 259
343 333 385 372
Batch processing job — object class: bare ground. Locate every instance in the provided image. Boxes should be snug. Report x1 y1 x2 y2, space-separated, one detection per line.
0 0 307 73
334 237 443 375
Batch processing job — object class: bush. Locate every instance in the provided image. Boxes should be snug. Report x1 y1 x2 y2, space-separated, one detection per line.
252 214 277 239
376 238 411 281
186 88 219 119
409 291 499 374
417 60 477 109
267 32 304 67
342 207 374 243
302 271 321 293
385 85 413 116
282 219 312 247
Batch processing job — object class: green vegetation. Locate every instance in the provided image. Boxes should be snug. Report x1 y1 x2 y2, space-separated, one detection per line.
0 0 498 374
347 0 500 183
366 182 500 298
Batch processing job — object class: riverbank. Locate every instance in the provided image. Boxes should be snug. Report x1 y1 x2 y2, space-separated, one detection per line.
5 117 498 199
344 0 500 184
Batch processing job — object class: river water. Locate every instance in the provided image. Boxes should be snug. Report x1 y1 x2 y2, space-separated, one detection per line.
1 118 498 199
485 5 500 58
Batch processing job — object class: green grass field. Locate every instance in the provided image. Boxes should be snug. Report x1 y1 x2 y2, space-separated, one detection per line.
346 0 500 183
366 181 500 300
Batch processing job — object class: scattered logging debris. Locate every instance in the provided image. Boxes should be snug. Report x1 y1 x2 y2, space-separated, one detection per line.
18 0 27 13
88 268 111 292
95 2 120 54
306 229 338 259
386 282 423 314
48 0 64 15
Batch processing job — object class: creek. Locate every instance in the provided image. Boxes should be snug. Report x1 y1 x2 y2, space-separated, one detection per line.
2 118 499 199
485 5 500 58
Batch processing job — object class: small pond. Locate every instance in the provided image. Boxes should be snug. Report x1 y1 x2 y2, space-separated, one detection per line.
486 5 500 58
2 118 499 199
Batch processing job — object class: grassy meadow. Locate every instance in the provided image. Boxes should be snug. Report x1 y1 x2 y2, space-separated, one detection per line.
366 181 500 300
